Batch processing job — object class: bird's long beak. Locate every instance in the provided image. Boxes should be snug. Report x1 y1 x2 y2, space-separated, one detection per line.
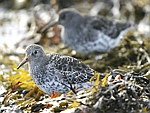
17 56 29 69
40 21 58 33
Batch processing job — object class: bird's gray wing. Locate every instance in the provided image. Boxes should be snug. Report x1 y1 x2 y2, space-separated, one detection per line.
48 54 94 84
89 16 131 39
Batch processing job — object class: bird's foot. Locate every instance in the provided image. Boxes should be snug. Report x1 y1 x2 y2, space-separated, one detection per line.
51 90 61 98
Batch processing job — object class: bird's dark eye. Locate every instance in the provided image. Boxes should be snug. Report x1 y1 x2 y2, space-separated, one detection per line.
33 50 38 55
60 13 66 20
31 50 38 56
34 50 37 54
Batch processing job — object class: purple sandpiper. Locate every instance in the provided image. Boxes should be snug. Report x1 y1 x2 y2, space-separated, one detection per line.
41 8 132 54
17 44 98 94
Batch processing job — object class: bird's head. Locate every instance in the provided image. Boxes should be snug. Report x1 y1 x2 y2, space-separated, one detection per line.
17 44 46 69
58 8 82 27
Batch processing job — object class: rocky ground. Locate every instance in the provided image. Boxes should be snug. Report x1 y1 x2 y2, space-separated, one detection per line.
0 0 150 113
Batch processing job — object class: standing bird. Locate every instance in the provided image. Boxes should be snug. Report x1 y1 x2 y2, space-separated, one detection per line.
17 44 99 94
41 8 132 54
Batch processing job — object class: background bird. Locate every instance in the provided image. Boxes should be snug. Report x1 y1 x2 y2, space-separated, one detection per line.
41 8 133 54
17 44 102 94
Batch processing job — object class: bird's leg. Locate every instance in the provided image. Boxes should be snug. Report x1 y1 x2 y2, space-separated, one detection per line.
61 72 77 94
51 90 60 98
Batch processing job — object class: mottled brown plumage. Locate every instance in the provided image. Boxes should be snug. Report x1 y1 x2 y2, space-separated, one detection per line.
17 44 99 94
41 8 132 54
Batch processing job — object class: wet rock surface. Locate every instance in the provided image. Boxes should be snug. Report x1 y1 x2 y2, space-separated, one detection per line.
0 0 150 113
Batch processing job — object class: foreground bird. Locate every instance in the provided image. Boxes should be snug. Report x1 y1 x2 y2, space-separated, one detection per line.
17 44 98 94
41 8 132 54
